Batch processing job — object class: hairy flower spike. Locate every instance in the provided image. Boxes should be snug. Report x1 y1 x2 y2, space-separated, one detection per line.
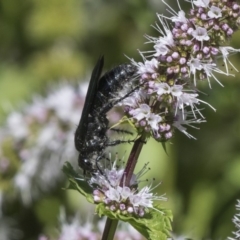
123 0 240 141
90 156 166 217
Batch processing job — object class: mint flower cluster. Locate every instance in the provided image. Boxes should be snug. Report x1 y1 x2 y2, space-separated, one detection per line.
0 83 86 205
123 0 240 141
90 159 166 217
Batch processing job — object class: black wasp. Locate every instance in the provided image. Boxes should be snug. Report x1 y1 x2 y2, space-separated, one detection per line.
74 56 137 175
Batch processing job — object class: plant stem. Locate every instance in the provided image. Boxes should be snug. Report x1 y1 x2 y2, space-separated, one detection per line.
120 134 146 187
101 134 146 240
101 218 118 240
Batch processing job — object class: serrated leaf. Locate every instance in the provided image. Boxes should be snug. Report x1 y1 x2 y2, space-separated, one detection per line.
62 162 79 178
62 162 94 203
146 205 172 240
96 203 172 240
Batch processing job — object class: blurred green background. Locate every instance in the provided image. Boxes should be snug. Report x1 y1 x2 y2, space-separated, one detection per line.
1 0 240 239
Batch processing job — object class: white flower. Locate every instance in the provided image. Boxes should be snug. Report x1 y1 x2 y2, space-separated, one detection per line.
176 93 199 110
37 123 59 149
154 83 183 97
154 82 171 95
14 172 32 205
121 89 148 108
191 26 210 42
171 10 188 23
158 29 175 47
106 169 124 187
105 187 121 202
201 62 228 87
187 57 203 85
173 109 205 139
208 6 222 19
146 113 162 131
219 46 240 74
26 98 47 123
153 15 175 57
161 0 188 24
130 186 153 208
172 85 184 97
188 56 232 88
129 104 162 132
7 112 29 139
154 42 170 57
45 85 78 122
119 186 133 200
138 58 159 75
90 161 124 189
121 93 139 108
192 0 210 8
129 104 151 121
175 91 215 119
59 216 98 240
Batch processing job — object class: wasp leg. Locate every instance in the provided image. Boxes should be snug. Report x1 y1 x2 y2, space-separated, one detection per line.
110 128 133 135
106 139 136 146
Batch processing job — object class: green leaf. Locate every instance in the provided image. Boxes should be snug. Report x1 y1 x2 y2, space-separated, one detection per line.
161 142 168 155
96 203 172 240
62 162 94 203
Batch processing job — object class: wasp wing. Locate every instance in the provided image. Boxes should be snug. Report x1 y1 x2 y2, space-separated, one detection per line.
74 56 104 151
